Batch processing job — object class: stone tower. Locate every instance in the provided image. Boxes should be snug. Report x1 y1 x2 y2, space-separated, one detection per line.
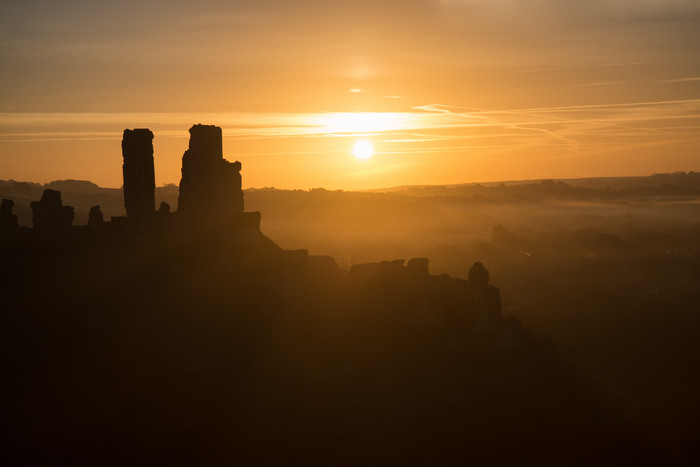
121 129 155 221
177 124 244 219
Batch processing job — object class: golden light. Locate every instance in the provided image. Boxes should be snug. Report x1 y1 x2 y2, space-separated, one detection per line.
353 140 374 160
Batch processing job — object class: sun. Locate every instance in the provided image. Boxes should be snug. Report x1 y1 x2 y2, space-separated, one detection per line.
353 140 374 160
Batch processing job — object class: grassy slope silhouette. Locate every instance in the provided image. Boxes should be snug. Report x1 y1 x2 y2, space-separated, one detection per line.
2 173 699 464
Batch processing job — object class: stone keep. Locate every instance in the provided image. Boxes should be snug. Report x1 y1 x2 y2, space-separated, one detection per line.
122 129 155 220
177 124 244 218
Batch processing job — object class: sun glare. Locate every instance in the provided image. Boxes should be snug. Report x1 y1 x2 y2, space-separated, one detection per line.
353 140 374 160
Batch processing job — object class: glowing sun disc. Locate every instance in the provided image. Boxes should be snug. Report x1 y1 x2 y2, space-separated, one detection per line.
353 141 374 160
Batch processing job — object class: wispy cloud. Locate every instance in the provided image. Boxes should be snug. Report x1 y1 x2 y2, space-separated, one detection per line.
1 99 699 159
512 62 645 74
572 81 627 87
660 77 700 84
412 105 453 113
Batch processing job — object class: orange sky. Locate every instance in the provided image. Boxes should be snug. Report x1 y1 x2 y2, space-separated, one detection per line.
1 0 699 189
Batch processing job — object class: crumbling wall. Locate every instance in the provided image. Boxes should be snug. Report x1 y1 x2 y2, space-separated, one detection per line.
122 129 155 221
1 198 19 241
30 189 74 238
467 261 502 336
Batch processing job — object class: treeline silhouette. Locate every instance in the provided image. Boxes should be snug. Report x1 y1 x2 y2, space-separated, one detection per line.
373 171 700 198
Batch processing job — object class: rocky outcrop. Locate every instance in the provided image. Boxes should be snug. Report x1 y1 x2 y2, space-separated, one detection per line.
30 189 74 238
177 124 244 220
1 198 19 241
122 129 155 221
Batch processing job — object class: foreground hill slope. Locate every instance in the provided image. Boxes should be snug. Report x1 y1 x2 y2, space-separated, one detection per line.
1 235 676 465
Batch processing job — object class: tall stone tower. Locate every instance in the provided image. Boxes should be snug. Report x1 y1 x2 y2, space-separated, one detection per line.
177 124 244 219
121 129 155 221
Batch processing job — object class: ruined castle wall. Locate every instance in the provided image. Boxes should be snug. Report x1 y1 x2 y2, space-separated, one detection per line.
30 189 74 238
0 198 19 240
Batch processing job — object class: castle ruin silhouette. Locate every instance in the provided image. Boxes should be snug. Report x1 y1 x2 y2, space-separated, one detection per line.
0 123 506 344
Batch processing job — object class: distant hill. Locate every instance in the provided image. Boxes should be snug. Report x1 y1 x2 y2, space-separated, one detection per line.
369 171 700 195
2 172 700 227
43 179 101 193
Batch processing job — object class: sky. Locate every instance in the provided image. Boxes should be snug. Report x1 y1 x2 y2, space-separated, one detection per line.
1 0 699 189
